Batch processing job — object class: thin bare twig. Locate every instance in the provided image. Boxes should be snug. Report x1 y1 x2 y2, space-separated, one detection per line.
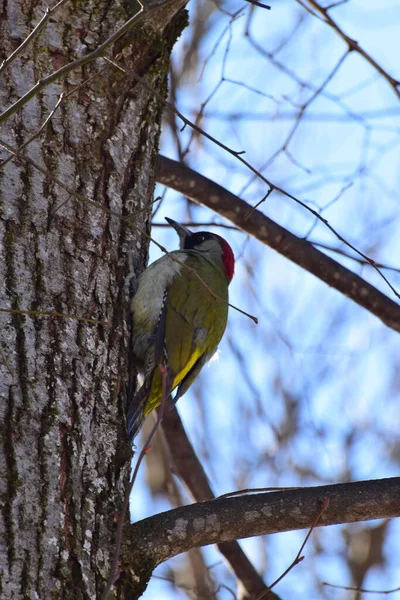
0 0 69 76
281 49 350 151
298 0 400 100
245 187 273 220
0 68 107 169
216 486 300 499
0 0 147 124
244 0 271 8
152 221 238 230
113 62 400 301
325 0 349 9
323 581 400 595
0 345 14 376
156 156 400 335
256 498 330 599
311 241 400 274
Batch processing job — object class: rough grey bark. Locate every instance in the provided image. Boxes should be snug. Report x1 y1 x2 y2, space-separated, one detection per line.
0 1 186 598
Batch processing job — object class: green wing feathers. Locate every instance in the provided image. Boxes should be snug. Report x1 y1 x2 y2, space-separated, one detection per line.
143 254 229 416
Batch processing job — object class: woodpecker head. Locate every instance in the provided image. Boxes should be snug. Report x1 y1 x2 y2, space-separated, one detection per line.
166 217 235 282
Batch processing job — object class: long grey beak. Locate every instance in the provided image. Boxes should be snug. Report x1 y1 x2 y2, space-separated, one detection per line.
165 217 193 249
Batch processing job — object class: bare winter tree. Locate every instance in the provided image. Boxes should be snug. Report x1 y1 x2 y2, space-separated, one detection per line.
0 1 399 599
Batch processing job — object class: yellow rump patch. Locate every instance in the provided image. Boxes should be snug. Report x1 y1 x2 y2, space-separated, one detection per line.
171 346 203 390
143 347 204 417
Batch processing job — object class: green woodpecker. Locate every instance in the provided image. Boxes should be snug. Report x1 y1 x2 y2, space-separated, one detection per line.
127 217 235 440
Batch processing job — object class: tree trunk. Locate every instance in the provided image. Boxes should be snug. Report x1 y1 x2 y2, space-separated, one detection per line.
0 1 187 597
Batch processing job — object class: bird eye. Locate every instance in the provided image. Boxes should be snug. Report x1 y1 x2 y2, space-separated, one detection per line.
197 235 205 242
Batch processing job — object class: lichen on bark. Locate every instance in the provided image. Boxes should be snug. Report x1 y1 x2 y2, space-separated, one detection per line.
0 1 188 598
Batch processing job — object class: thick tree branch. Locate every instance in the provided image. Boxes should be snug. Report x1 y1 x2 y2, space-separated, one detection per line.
156 156 400 334
160 407 280 600
129 477 400 568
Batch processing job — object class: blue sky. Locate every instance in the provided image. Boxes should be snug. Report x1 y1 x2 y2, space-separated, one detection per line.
131 1 400 598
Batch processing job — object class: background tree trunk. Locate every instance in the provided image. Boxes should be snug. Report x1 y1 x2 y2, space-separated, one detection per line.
0 1 186 597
